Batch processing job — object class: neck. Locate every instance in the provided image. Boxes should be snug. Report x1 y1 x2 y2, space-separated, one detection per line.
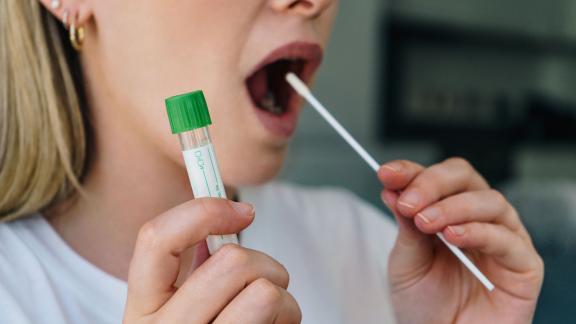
47 64 237 281
48 119 237 280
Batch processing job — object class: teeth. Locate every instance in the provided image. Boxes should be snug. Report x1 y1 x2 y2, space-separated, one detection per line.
259 91 284 115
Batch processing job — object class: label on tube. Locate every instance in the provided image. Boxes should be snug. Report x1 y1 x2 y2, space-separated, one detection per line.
183 143 238 253
183 143 225 199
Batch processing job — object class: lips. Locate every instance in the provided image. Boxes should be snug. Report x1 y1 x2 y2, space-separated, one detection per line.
245 42 323 138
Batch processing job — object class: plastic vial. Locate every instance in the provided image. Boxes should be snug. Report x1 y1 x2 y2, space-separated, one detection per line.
165 90 239 254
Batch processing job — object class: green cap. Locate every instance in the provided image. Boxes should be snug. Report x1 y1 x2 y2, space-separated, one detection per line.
165 90 212 134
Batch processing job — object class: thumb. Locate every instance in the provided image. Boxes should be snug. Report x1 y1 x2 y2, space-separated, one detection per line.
381 190 434 286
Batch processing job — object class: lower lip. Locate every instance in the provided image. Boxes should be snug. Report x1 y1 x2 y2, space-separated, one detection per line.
252 102 300 138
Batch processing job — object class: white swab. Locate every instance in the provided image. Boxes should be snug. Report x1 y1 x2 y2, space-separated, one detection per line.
286 73 495 292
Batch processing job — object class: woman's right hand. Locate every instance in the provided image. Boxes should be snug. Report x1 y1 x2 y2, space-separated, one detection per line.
122 198 301 324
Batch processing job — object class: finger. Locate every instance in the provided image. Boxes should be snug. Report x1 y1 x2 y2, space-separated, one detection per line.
160 245 290 323
125 198 255 317
382 189 430 246
413 190 524 234
396 158 490 217
381 190 435 289
213 278 301 324
442 222 541 273
378 160 425 191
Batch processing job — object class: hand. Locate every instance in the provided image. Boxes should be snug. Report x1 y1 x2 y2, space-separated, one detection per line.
123 198 301 324
378 158 544 324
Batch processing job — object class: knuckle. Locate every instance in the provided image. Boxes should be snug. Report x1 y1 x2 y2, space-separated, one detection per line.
415 163 448 185
137 221 162 250
276 262 290 289
536 255 545 275
282 291 303 322
488 189 508 207
291 295 303 322
446 156 472 169
198 197 230 219
250 278 283 306
422 166 443 181
446 157 478 178
445 157 481 184
216 244 250 269
524 250 545 285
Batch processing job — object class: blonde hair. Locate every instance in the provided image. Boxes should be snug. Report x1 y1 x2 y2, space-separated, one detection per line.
0 0 87 221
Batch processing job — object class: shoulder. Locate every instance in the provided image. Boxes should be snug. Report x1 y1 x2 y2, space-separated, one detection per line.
0 216 51 289
0 216 42 275
0 216 58 322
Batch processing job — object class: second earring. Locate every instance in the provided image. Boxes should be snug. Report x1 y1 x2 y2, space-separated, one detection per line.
69 13 85 51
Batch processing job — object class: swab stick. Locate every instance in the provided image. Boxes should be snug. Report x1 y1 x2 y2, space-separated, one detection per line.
286 73 495 291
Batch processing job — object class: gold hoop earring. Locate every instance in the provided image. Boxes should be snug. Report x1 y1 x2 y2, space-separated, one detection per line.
69 20 85 51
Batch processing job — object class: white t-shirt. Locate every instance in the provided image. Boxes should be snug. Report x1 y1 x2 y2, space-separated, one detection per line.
0 182 398 323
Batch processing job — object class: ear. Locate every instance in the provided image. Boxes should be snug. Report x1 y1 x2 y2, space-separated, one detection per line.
38 0 93 26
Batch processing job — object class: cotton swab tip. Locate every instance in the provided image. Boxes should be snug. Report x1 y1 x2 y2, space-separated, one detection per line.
286 73 311 96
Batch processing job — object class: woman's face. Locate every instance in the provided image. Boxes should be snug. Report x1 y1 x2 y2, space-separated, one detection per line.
82 0 338 186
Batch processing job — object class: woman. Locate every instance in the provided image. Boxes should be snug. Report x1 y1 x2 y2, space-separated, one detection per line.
0 0 543 323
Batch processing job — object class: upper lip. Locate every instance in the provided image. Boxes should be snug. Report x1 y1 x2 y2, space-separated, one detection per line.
247 41 324 84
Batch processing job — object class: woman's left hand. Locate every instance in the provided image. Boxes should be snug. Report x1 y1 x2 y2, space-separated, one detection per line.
378 158 544 324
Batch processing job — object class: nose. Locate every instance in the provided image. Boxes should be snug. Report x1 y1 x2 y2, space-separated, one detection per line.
269 0 334 18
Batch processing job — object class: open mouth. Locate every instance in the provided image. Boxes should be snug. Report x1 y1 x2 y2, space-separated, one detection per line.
245 42 323 123
246 59 306 116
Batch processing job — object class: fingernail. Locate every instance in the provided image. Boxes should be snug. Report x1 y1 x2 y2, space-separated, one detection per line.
399 190 419 209
382 194 393 210
230 201 254 216
448 225 466 236
382 163 401 172
417 207 440 224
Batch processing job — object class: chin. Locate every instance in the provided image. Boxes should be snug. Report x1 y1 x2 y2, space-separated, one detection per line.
221 147 288 187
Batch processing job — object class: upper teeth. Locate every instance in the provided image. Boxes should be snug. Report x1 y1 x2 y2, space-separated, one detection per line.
260 91 284 114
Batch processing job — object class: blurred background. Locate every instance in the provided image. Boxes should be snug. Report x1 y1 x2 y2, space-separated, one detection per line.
280 0 576 322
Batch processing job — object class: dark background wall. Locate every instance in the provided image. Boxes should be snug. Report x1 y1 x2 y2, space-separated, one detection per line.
281 1 576 322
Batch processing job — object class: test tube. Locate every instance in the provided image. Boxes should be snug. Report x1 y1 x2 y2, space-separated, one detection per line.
165 90 239 254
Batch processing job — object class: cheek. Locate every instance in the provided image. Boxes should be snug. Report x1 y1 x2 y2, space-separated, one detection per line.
318 4 338 43
88 0 292 185
91 0 261 124
218 141 288 186
207 93 288 186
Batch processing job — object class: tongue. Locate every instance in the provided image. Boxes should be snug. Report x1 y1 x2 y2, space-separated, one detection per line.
247 68 268 105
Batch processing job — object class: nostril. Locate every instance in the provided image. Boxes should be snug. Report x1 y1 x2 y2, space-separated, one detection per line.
289 1 313 10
